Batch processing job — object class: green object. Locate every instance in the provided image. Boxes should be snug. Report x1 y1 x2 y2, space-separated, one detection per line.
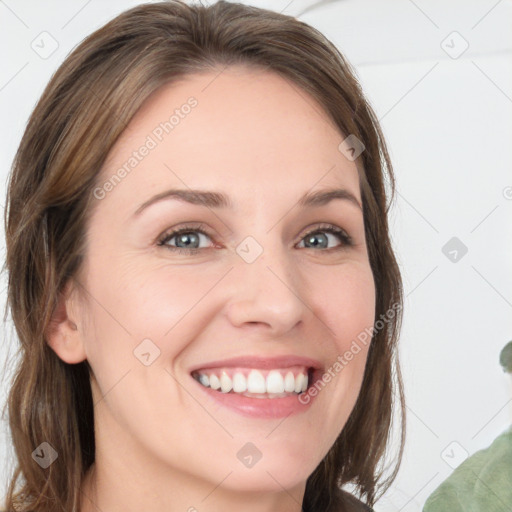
499 340 512 373
423 426 512 512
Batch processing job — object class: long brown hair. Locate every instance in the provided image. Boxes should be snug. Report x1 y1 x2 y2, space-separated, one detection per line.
2 1 405 510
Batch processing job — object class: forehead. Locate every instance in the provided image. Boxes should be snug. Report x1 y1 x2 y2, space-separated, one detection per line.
96 67 361 217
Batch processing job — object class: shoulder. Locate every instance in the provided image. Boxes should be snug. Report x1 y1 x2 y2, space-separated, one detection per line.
338 489 374 512
423 426 512 511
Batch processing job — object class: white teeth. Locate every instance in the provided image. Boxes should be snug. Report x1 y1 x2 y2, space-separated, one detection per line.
247 370 266 393
302 374 308 392
284 371 295 392
198 374 209 387
266 370 285 394
209 374 221 390
194 368 310 396
220 372 232 393
232 372 247 393
294 373 304 393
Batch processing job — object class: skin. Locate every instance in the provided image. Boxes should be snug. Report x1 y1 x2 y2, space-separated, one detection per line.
47 66 376 512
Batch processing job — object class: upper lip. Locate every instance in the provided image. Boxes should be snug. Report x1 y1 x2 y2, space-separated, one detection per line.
189 355 323 373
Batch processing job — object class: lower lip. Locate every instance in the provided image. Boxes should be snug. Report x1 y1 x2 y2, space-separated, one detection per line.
192 375 318 419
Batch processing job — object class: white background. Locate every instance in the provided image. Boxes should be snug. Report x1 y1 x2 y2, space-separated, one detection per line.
1 0 511 510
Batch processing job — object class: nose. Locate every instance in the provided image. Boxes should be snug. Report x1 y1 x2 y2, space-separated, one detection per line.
224 241 307 336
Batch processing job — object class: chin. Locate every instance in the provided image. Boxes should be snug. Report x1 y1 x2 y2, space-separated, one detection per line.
213 452 319 493
221 470 308 494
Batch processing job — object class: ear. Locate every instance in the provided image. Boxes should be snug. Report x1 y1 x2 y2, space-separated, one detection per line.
45 278 88 364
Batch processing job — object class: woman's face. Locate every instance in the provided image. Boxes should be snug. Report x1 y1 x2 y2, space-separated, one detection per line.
68 67 375 498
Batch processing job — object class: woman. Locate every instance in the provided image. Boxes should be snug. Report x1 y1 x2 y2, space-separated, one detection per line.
2 1 405 511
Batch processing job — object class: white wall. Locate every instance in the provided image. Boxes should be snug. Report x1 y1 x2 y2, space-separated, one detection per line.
1 1 511 510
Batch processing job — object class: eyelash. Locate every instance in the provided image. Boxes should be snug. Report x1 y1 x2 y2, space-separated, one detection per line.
156 223 353 255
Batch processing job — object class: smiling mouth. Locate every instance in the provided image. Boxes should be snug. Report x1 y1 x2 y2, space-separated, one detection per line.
191 366 314 398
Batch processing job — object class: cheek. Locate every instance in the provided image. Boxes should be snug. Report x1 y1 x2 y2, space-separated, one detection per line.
78 254 229 412
83 250 216 344
76 256 210 431
307 262 375 424
314 261 376 347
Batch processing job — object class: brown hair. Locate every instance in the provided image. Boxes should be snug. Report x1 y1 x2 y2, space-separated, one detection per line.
2 1 405 510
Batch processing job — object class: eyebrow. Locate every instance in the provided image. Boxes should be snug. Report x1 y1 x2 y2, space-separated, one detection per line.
132 187 362 217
